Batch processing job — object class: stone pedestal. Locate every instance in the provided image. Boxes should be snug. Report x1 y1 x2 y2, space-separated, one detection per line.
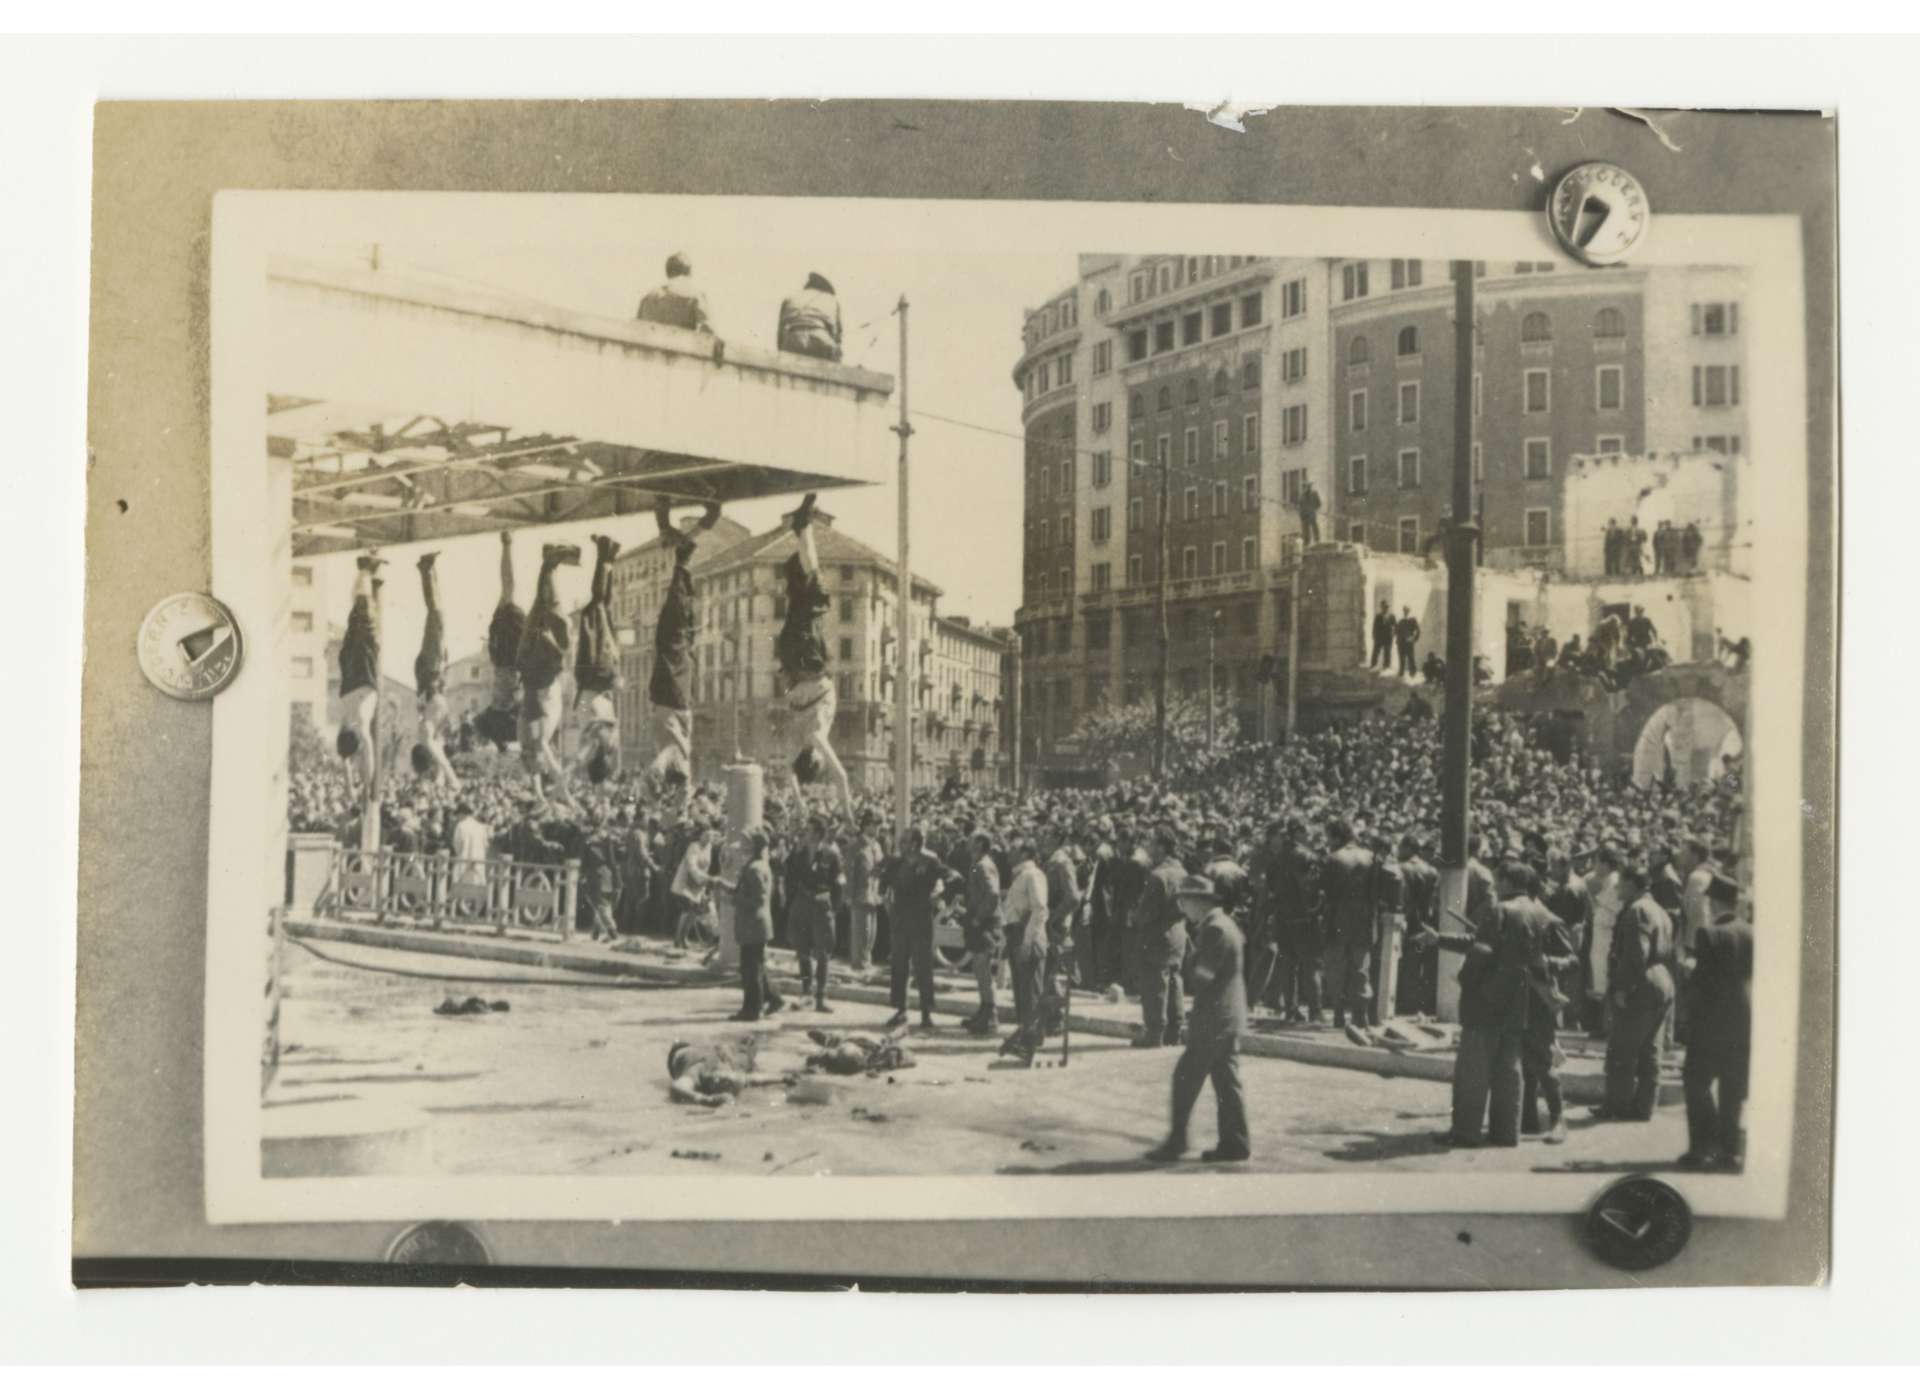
286 832 337 913
712 762 766 972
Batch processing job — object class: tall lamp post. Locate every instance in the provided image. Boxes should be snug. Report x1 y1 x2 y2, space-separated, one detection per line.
1437 260 1480 1017
1205 608 1221 749
1153 454 1171 779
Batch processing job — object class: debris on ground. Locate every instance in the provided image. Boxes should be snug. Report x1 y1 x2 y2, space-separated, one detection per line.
670 1149 721 1161
1018 1140 1057 1153
433 996 511 1016
850 1106 892 1124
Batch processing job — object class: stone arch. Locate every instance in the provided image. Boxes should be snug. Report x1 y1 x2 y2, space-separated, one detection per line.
1614 663 1749 786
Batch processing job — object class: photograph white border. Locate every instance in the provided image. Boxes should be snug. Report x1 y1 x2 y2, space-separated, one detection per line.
206 191 1807 1225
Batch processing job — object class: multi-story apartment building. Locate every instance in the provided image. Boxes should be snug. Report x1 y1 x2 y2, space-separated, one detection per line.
609 509 1013 790
1329 257 1749 571
1013 253 1750 780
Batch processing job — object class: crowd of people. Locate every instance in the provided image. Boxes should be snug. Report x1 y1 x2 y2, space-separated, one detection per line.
291 695 1751 1169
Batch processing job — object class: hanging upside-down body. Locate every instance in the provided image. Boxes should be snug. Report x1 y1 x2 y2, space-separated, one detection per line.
409 551 460 789
775 493 854 816
335 553 383 793
647 500 722 800
572 532 625 789
516 541 578 803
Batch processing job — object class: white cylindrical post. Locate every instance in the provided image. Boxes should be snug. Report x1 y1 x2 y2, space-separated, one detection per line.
713 761 765 972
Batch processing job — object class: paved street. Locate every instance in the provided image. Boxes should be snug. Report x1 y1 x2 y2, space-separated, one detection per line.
267 940 1690 1179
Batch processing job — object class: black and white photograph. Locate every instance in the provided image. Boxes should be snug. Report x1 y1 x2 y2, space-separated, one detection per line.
192 188 1807 1230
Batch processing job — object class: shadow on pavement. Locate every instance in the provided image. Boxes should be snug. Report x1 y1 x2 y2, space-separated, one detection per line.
1323 1128 1483 1163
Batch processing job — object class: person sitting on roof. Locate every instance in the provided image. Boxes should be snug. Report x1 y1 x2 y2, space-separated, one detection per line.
408 552 460 789
777 272 843 362
636 252 713 334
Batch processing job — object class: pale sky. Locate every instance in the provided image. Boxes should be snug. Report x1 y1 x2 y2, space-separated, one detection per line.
289 225 1076 677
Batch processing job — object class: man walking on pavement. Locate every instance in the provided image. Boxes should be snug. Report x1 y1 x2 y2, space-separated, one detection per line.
884 826 953 1033
1145 876 1251 1164
998 837 1052 1064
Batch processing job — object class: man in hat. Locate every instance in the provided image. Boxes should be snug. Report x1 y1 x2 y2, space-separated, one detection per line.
1370 599 1395 672
1396 833 1441 1015
648 501 723 797
1044 835 1084 1027
636 252 714 334
1678 872 1752 1170
1132 828 1192 1048
788 811 845 1012
961 830 1004 1035
1297 480 1322 546
335 553 384 794
777 272 844 362
571 534 624 789
714 828 784 1022
884 826 954 1033
516 540 579 803
474 532 526 752
1395 605 1421 679
1266 817 1325 1021
1145 874 1251 1163
1596 864 1677 1121
775 494 854 816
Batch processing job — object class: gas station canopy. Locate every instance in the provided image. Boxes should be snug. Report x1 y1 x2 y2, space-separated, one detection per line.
266 256 896 557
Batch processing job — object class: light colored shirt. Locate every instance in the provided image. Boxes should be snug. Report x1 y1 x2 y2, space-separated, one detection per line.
451 816 491 872
672 838 713 904
1680 863 1715 951
999 859 1050 952
1588 870 1622 997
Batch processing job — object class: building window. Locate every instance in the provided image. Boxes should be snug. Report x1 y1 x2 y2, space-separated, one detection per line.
291 656 314 680
1211 541 1227 576
1127 496 1143 533
1692 364 1741 407
1184 486 1199 521
1058 567 1069 595
1130 270 1150 303
1037 519 1051 549
1521 311 1553 343
1035 363 1049 395
1471 442 1483 480
1596 365 1624 411
1095 288 1112 316
1060 458 1074 492
1282 469 1304 505
839 637 854 662
1348 455 1367 495
1128 391 1146 421
1399 381 1420 425
1691 302 1740 336
1092 450 1112 487
1243 474 1258 511
1594 306 1626 340
1597 435 1625 454
1280 405 1304 446
1241 537 1258 571
1156 433 1170 467
1240 292 1263 327
1058 353 1074 386
1350 388 1368 432
1153 386 1171 414
1182 545 1198 578
1390 258 1423 289
1182 310 1204 346
291 611 313 633
1210 302 1233 337
1342 262 1370 301
1212 482 1229 516
1396 325 1420 357
1281 278 1307 319
1127 554 1143 586
1183 425 1199 466
1524 437 1551 480
1210 369 1230 400
1089 506 1109 543
1247 355 1266 389
291 566 313 588
1525 508 1552 548
1213 419 1229 458
1093 340 1112 375
1154 321 1175 354
1524 368 1551 413
1474 371 1483 418
1127 329 1149 362
1246 411 1263 452
1090 562 1111 593
1060 512 1072 544
1349 522 1367 545
1157 264 1173 296
1184 377 1201 406
1092 401 1111 434
1398 447 1421 488
1348 334 1370 366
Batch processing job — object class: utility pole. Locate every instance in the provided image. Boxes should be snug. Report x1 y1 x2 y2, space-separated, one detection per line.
891 295 914 844
1206 609 1221 749
1154 457 1171 778
1285 549 1302 738
1437 260 1480 1016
